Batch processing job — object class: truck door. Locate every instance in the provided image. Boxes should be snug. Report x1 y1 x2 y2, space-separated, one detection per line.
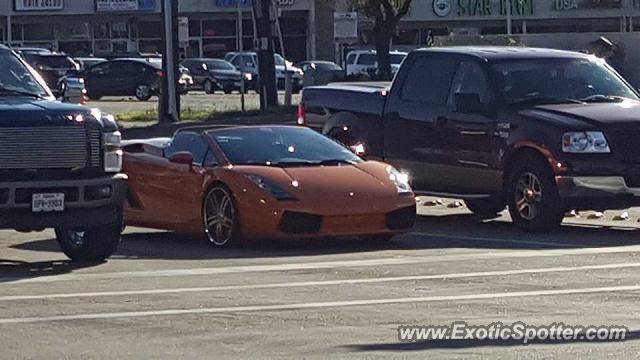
383 54 459 192
443 60 502 193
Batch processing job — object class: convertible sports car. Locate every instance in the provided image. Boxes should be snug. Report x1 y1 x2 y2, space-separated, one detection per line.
123 125 416 246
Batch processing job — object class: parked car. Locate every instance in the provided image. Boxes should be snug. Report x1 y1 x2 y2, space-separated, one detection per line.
181 58 246 94
82 58 162 101
122 125 416 247
21 52 79 95
301 46 640 232
296 60 345 87
74 57 107 71
0 44 126 262
345 50 407 79
145 57 193 94
226 52 303 92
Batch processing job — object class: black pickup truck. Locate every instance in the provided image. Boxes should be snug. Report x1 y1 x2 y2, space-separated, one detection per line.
0 45 126 261
300 47 640 232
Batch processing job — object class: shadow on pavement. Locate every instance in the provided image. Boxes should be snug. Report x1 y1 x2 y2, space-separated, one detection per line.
9 212 640 261
0 258 102 283
342 331 640 352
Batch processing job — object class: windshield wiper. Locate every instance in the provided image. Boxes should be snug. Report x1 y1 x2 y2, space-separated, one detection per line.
509 97 584 106
0 87 46 99
580 95 628 103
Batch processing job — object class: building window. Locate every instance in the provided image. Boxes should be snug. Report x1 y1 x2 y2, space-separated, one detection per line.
111 22 128 39
138 22 161 38
527 18 621 34
139 39 162 53
203 20 236 37
24 23 54 41
57 22 91 41
189 19 201 37
94 23 110 39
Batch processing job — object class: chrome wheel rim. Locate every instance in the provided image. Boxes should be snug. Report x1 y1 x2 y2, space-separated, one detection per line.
514 172 542 221
66 231 86 247
204 187 235 246
136 85 149 99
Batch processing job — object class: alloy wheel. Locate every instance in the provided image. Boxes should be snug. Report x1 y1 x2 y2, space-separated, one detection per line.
203 187 235 246
514 172 543 221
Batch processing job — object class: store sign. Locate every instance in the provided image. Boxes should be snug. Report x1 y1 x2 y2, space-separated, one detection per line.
554 0 621 10
457 0 534 16
433 0 452 16
15 0 64 11
334 12 358 40
95 0 156 12
215 0 252 7
178 17 189 48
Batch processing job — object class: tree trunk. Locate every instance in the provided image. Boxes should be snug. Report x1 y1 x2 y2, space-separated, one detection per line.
374 24 392 81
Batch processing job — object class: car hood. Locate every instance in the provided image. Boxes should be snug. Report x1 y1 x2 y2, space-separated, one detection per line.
520 99 640 129
0 99 91 127
232 161 401 206
210 69 241 78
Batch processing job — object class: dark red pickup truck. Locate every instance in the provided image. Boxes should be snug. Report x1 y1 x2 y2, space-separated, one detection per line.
301 47 640 232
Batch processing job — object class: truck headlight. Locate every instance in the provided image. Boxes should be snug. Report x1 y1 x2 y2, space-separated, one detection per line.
103 131 122 172
562 131 610 153
386 166 412 194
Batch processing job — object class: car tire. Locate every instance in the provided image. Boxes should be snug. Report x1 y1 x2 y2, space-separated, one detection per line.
55 208 122 262
87 92 102 101
204 80 215 94
135 84 152 101
361 234 394 243
223 87 233 94
203 185 240 247
465 196 506 218
506 156 564 232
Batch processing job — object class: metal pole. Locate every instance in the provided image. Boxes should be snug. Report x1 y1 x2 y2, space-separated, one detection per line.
273 2 292 106
238 0 246 112
7 15 11 45
160 0 179 123
506 0 512 35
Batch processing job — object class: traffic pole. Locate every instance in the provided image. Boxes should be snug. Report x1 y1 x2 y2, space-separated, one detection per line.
252 0 278 110
159 0 180 123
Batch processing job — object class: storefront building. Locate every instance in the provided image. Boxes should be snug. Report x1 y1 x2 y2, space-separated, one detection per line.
0 0 318 62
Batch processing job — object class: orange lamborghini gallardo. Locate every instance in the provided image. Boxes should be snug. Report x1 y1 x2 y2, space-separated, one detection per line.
123 125 416 247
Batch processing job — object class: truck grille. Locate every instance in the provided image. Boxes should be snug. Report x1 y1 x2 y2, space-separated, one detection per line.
0 127 89 170
609 129 640 164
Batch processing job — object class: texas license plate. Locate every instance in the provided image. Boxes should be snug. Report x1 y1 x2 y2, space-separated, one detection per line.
32 193 65 212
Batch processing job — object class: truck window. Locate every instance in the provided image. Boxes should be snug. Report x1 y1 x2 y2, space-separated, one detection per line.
448 61 494 105
346 53 356 65
357 54 376 66
400 56 458 105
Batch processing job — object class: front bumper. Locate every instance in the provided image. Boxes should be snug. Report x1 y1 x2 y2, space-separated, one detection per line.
556 176 640 210
0 174 127 230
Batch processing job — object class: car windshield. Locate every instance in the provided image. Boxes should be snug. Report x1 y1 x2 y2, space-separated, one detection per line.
491 57 639 105
316 62 342 71
390 54 406 65
205 60 235 70
274 54 285 66
0 50 48 97
24 55 76 69
211 127 362 166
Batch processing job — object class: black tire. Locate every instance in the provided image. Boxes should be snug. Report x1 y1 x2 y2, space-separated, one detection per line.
134 84 152 101
203 185 240 247
55 208 122 262
204 79 215 95
223 87 233 94
361 234 394 243
506 156 564 232
87 92 102 101
465 196 506 218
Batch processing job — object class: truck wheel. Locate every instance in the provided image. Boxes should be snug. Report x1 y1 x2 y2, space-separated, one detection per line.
465 196 505 218
506 157 564 232
204 80 215 94
55 210 122 262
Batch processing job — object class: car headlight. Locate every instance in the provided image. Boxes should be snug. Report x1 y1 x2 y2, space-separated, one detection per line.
103 130 122 173
386 166 412 194
247 175 297 200
562 131 610 153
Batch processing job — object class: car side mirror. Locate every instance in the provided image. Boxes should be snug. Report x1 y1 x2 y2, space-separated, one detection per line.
454 93 486 114
169 151 194 166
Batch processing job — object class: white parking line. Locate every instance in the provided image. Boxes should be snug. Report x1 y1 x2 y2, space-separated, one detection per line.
2 262 640 301
410 232 582 248
4 244 640 284
1 284 639 324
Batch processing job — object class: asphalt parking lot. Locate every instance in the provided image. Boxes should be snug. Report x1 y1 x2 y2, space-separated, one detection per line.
87 91 301 116
2 199 640 359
